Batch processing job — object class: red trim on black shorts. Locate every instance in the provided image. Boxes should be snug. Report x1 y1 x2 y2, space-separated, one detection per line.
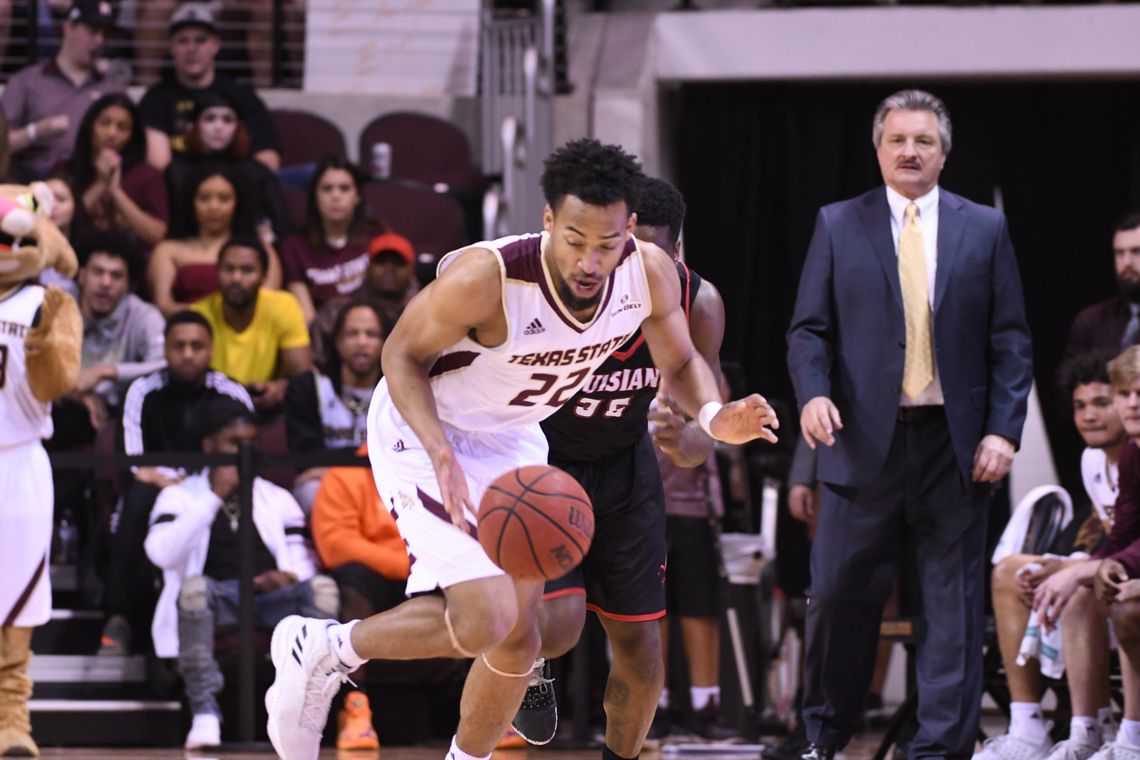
586 603 666 622
543 587 587 602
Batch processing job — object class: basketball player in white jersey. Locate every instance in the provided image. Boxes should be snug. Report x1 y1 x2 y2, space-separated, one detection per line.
0 182 82 758
264 139 779 760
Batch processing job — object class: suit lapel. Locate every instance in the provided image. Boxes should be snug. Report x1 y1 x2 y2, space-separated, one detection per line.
857 188 902 311
934 191 966 312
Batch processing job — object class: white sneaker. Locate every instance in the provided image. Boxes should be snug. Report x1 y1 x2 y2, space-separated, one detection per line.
973 731 1053 760
1089 740 1140 760
265 615 352 760
185 713 221 749
1047 724 1104 760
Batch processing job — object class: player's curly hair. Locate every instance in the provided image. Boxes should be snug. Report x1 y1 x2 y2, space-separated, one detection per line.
634 177 687 247
1059 352 1112 399
541 138 645 214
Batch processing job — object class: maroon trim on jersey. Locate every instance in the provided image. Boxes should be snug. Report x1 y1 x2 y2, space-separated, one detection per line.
417 487 479 538
538 237 634 334
428 351 479 378
500 234 545 283
611 333 645 362
610 258 691 363
3 554 45 626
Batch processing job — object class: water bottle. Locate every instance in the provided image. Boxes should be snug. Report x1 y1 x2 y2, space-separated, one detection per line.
54 509 78 566
371 142 392 180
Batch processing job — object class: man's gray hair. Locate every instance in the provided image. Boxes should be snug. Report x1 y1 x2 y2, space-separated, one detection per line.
872 89 953 154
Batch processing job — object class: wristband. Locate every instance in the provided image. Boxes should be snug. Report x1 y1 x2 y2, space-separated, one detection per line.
698 401 723 437
26 122 37 142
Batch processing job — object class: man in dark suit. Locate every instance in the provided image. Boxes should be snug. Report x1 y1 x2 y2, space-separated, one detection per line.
1064 213 1140 363
786 89 1033 758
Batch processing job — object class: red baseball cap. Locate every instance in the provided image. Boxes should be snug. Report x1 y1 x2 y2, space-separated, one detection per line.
368 233 415 266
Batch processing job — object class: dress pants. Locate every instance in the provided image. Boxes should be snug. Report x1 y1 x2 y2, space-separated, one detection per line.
802 407 988 759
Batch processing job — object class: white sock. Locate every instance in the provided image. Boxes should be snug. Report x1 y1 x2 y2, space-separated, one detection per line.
658 687 670 710
1071 715 1100 743
691 686 719 711
447 735 491 760
1009 702 1047 743
1120 720 1140 748
327 620 366 669
1102 707 1118 742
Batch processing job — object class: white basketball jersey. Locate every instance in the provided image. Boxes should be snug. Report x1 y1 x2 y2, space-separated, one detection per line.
1081 446 1119 529
0 284 52 447
428 232 653 432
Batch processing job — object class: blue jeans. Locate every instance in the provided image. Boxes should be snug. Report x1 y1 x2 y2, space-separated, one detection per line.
177 575 335 717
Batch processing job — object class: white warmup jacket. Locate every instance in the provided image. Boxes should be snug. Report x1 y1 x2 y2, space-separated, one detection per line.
144 471 317 658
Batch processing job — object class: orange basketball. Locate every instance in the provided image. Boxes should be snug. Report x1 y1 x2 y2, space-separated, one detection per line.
477 465 594 580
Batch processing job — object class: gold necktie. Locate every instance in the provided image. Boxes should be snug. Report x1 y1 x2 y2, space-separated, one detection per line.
899 203 933 399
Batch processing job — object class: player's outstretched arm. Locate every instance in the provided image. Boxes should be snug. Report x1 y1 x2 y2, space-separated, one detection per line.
380 247 505 530
639 245 777 445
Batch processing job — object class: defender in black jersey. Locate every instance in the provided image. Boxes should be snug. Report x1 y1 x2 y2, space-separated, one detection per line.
511 179 729 753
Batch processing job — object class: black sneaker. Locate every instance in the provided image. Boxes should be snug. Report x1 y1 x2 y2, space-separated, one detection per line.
762 724 807 760
511 659 557 745
799 744 836 760
687 702 742 743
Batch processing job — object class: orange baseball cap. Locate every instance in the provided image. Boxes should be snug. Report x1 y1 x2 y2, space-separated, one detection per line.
368 233 415 266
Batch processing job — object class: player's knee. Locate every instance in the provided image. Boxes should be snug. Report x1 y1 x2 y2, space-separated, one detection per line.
178 576 210 615
538 594 586 657
992 556 1025 596
450 583 520 653
1062 585 1096 622
1112 600 1140 649
604 619 662 674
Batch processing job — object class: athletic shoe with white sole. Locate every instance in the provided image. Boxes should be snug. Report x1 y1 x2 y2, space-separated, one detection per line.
184 713 221 749
511 658 556 745
972 731 1053 760
1088 740 1140 760
1046 723 1106 760
265 615 353 760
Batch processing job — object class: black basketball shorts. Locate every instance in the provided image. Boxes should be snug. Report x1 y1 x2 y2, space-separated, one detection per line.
664 515 721 619
543 433 667 621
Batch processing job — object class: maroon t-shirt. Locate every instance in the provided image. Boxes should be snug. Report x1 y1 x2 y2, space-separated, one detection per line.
279 235 369 309
1096 438 1140 575
121 161 170 224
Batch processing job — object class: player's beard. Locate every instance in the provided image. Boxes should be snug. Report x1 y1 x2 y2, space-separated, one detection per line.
555 276 603 313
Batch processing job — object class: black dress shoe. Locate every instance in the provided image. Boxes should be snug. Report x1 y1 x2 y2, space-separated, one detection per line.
799 743 836 760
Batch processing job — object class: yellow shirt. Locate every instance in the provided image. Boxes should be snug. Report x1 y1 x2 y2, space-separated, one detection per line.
192 289 310 385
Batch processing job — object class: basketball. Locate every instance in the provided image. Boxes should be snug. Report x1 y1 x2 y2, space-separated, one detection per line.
477 465 594 581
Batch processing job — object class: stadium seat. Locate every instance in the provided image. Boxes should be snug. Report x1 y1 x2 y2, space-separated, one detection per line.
363 182 470 278
271 109 348 167
358 112 480 189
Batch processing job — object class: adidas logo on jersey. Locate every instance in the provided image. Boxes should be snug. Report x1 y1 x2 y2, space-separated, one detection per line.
524 318 545 335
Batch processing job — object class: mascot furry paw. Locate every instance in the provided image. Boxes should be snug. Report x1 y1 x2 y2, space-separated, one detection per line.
0 183 81 758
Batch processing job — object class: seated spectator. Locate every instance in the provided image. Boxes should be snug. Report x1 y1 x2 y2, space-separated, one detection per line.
99 310 253 656
285 299 386 513
38 173 80 297
1065 212 1140 361
144 395 337 750
1 109 9 179
166 91 291 243
973 353 1124 759
192 236 311 412
311 443 408 751
281 157 375 324
69 93 169 249
149 165 282 316
0 0 123 181
53 230 165 448
139 2 282 172
312 232 418 364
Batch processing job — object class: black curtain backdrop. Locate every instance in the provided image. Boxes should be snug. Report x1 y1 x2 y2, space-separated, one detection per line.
677 81 1140 500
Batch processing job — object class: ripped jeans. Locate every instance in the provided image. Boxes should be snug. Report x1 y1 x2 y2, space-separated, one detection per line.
177 575 338 717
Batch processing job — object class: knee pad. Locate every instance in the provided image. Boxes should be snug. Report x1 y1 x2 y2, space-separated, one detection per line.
309 574 340 618
177 576 210 613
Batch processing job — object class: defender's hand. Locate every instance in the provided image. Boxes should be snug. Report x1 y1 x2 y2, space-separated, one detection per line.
800 396 842 449
708 394 778 445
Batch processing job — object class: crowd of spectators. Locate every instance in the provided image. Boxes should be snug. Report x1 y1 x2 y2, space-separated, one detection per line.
1 0 422 750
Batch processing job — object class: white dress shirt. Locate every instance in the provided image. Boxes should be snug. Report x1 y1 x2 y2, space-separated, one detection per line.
886 184 945 406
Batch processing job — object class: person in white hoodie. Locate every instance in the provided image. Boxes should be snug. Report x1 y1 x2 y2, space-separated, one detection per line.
145 396 338 750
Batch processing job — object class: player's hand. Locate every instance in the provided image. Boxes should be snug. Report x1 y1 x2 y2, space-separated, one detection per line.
648 395 689 455
800 397 842 449
1032 564 1080 629
1015 557 1061 602
709 394 778 445
430 445 476 533
1095 559 1129 605
787 483 816 525
973 434 1015 483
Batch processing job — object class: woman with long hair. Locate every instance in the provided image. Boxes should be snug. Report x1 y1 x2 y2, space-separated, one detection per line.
70 93 168 248
166 91 291 242
147 165 282 316
280 155 377 324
